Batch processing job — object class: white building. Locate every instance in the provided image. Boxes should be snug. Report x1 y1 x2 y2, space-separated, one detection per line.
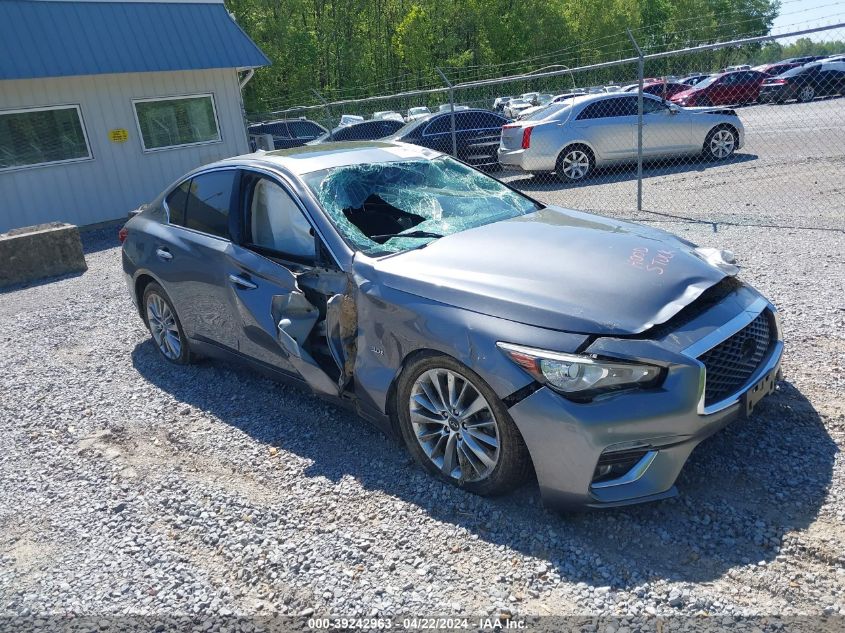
0 0 269 232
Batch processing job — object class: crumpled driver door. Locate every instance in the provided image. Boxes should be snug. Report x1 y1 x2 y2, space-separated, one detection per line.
223 243 341 396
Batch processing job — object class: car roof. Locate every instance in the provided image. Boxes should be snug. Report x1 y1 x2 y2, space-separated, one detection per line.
210 141 443 176
566 92 655 105
325 118 403 134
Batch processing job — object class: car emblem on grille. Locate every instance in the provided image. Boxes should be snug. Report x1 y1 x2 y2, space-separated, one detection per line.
740 336 758 363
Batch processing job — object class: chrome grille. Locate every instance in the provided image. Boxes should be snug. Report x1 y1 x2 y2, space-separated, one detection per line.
698 310 774 407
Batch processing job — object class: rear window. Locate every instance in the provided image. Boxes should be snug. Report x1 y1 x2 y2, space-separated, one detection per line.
290 121 324 137
780 64 819 77
165 180 191 226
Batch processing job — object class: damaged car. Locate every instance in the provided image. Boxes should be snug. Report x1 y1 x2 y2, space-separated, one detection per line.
121 141 783 509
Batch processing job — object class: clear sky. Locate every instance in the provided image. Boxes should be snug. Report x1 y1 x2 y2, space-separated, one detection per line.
772 0 845 41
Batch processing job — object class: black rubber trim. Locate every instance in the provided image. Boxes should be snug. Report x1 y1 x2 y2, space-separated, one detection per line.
503 381 543 408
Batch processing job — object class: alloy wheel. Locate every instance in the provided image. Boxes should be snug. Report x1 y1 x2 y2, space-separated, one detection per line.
798 87 815 102
561 149 591 180
408 368 500 482
146 293 182 360
709 129 735 159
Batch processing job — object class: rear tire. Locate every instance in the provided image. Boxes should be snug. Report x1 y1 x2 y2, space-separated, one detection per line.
797 86 816 102
142 282 193 365
555 145 594 183
395 353 532 497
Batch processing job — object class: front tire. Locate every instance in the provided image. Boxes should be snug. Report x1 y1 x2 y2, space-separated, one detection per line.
555 145 594 183
396 354 531 496
143 282 193 365
704 126 737 161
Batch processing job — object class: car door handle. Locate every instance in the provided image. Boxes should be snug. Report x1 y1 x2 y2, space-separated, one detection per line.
228 274 257 290
155 248 172 261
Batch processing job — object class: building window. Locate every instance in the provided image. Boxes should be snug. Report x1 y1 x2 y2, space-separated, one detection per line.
133 94 221 151
0 105 92 170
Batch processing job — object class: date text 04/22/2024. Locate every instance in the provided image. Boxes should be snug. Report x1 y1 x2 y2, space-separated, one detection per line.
307 616 528 630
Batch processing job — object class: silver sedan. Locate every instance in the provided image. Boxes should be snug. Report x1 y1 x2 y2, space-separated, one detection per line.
498 93 745 181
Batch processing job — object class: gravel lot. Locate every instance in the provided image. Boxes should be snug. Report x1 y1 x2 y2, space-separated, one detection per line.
1 97 844 629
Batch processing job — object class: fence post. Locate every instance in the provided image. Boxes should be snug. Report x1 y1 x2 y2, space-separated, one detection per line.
436 67 458 157
311 89 333 140
627 29 644 213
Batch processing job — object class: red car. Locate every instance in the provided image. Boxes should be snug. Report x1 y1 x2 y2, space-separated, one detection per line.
624 81 689 99
670 70 768 106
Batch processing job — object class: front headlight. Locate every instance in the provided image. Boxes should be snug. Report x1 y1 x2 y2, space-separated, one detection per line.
497 342 663 400
694 246 739 275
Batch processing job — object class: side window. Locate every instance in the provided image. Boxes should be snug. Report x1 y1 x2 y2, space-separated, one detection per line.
576 103 602 120
184 170 235 239
472 112 508 129
642 98 667 114
165 179 191 226
246 176 315 262
424 116 452 135
612 97 639 117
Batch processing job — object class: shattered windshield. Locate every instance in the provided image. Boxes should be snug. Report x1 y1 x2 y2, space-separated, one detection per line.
302 157 542 256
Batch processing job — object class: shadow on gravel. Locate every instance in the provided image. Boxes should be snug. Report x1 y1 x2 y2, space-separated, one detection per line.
132 341 835 588
505 153 758 191
80 225 123 255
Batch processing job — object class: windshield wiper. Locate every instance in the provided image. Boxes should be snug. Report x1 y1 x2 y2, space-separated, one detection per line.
370 230 444 243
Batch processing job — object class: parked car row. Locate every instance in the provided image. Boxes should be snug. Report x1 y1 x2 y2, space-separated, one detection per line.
248 53 841 161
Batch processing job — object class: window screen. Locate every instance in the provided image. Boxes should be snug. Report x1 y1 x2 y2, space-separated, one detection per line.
0 106 91 169
184 171 235 238
134 95 220 150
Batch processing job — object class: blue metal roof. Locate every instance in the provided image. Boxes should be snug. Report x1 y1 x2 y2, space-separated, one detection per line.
0 1 270 80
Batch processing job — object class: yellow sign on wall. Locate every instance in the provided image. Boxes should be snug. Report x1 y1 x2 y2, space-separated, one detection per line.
108 129 129 143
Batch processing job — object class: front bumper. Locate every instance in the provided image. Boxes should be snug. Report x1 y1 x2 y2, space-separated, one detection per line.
507 290 783 510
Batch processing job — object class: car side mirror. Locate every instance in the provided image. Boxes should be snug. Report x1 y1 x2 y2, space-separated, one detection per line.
668 104 681 114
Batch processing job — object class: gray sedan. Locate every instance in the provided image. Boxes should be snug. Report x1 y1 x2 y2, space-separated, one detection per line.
122 141 782 509
498 93 745 181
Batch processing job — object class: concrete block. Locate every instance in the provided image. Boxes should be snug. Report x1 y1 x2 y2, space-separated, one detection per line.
0 222 87 288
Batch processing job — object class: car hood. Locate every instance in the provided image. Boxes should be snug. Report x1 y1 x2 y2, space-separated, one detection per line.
366 207 731 335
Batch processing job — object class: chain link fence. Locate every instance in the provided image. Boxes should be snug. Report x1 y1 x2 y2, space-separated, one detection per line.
246 23 845 232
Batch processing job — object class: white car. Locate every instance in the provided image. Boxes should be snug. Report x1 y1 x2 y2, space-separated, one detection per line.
405 106 432 121
504 98 533 118
493 96 513 111
437 104 469 112
373 111 404 122
339 114 364 127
